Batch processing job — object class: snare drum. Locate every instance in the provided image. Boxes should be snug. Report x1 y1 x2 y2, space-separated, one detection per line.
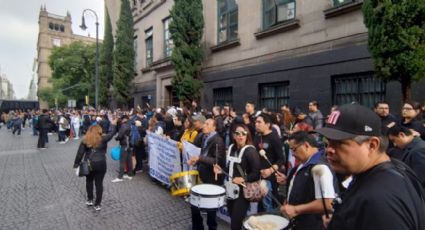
243 213 289 230
189 184 226 210
169 170 200 196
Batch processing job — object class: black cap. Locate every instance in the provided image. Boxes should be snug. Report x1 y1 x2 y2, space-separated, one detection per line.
315 104 382 140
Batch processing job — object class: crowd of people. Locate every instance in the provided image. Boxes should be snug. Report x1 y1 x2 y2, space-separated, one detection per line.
1 99 425 229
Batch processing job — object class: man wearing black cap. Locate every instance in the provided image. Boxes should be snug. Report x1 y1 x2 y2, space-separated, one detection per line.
316 103 425 230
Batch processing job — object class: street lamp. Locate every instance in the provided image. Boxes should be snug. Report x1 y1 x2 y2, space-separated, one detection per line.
80 9 99 110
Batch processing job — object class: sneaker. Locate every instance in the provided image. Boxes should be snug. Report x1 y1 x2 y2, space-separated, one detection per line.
123 175 133 180
111 178 123 183
86 200 94 206
59 141 66 144
94 205 101 211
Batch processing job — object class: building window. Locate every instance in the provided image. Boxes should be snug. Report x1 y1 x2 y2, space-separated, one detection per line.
134 36 138 72
49 23 54 30
163 17 173 57
332 0 354 7
332 73 386 108
217 0 238 43
52 38 61 47
145 28 153 66
60 25 65 32
263 0 296 29
213 87 233 106
259 82 290 112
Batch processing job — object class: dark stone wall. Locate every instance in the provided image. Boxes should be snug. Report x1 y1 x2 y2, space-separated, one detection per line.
201 44 425 116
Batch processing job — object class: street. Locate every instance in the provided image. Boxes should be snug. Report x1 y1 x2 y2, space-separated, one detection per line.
0 127 229 230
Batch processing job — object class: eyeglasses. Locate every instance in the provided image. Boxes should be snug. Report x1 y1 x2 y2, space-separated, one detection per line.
402 107 414 111
290 144 302 152
234 131 248 136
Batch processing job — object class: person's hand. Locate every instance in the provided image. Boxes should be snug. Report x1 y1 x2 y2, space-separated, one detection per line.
261 168 273 178
187 156 199 166
275 171 287 185
213 164 222 174
281 204 298 219
111 117 118 126
322 214 333 229
232 177 245 185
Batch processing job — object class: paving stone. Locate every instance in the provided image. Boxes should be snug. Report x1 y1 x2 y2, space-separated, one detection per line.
0 128 229 230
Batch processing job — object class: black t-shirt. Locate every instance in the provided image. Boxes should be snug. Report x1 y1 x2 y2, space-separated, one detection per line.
253 132 284 173
328 161 425 230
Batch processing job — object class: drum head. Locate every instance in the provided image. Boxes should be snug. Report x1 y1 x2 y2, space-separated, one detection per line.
243 214 289 230
191 184 225 196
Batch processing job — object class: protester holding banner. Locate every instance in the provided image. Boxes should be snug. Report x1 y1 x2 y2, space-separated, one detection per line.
178 117 198 152
188 118 225 230
214 124 261 230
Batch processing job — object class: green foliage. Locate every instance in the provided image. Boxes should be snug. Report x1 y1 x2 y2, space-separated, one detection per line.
363 0 425 101
46 41 96 107
113 0 135 108
169 0 204 102
99 9 114 107
37 88 67 108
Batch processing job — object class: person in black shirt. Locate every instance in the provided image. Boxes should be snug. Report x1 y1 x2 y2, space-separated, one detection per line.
374 101 397 135
188 119 225 230
388 125 425 187
316 104 425 230
73 118 117 211
214 124 260 230
254 113 284 212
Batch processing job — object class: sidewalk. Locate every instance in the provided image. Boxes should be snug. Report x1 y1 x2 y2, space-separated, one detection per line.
0 127 229 230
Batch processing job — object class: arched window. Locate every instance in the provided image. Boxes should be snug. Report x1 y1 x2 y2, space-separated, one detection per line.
60 25 65 32
217 0 238 43
54 24 59 31
49 22 54 30
263 0 295 29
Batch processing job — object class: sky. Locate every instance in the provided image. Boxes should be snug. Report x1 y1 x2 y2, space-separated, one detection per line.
0 0 105 99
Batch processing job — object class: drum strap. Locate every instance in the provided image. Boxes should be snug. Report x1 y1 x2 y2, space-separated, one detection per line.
226 144 255 180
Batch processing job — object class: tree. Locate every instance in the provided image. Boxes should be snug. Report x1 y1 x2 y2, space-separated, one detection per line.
169 0 204 102
99 9 114 108
113 0 135 108
39 41 96 108
363 0 425 101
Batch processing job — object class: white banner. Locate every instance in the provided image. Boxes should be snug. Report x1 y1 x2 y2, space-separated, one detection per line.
147 132 180 185
182 141 201 171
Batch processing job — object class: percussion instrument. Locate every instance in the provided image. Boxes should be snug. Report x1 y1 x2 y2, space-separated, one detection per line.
189 184 226 210
243 213 289 230
169 170 200 196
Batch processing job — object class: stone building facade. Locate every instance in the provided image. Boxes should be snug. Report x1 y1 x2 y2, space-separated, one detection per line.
36 6 97 109
107 0 425 114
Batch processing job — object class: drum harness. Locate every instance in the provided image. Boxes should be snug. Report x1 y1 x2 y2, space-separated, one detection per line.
224 144 254 199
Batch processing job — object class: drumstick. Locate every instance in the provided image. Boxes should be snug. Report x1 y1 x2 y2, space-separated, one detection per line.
215 144 218 181
259 149 279 174
312 165 330 218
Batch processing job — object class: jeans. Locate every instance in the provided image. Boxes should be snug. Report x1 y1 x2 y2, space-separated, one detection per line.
12 126 21 135
37 129 48 148
227 195 250 230
86 160 106 206
262 180 275 212
191 206 217 230
118 147 133 178
58 131 66 142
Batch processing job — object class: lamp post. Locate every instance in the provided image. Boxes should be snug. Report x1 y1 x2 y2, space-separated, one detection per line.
80 9 99 110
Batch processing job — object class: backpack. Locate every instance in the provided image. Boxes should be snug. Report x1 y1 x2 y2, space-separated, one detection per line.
61 117 69 129
130 124 142 147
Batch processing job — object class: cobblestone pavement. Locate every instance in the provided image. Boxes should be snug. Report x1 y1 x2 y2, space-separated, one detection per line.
0 127 229 230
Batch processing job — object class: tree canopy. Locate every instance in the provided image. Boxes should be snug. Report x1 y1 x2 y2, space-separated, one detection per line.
39 41 96 108
363 0 425 101
113 0 135 108
99 9 114 107
169 0 204 102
